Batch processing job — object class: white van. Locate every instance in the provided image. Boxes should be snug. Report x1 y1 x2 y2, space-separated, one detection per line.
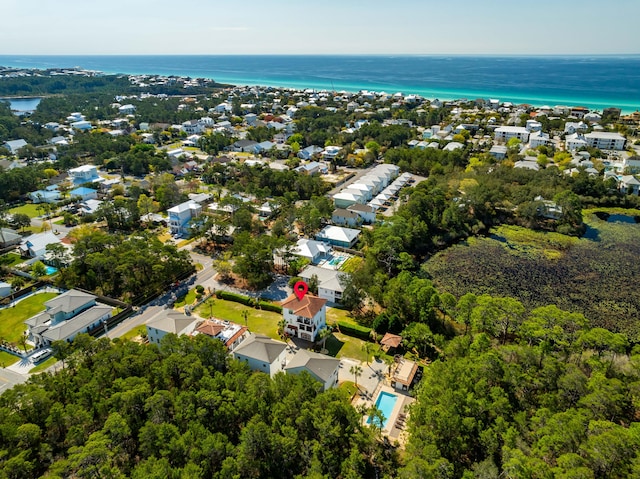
31 348 52 363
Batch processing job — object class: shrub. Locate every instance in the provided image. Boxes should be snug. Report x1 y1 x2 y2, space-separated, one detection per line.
216 290 254 306
258 301 283 313
195 285 205 294
335 321 372 340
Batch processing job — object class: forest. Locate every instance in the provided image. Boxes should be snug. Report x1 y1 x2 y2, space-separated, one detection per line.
0 334 396 479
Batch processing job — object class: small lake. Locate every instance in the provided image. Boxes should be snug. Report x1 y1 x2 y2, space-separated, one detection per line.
594 212 640 223
1 97 42 114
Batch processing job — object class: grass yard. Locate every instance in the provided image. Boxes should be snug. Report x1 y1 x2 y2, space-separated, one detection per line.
325 331 372 362
194 298 280 339
0 292 58 343
121 326 147 342
174 288 197 308
8 203 41 219
29 356 56 373
0 350 19 367
2 253 24 268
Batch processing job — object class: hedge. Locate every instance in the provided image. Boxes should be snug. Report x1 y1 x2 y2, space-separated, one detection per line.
215 290 283 313
335 321 372 340
216 290 254 306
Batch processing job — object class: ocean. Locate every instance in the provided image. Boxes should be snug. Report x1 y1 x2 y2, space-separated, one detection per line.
0 55 639 113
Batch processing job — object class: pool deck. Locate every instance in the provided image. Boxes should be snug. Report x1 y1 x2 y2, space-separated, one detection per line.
357 384 414 444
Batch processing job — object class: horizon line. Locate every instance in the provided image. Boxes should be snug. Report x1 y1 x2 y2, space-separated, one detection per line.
1 53 640 57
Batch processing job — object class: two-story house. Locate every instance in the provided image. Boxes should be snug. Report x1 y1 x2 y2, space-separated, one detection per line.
25 289 112 347
232 334 288 377
281 293 327 342
69 165 100 185
167 200 202 237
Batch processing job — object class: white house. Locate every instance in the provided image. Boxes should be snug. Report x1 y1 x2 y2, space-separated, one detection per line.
69 165 100 185
71 120 92 131
566 133 588 151
299 265 348 304
3 139 28 155
585 132 626 151
281 293 327 342
284 349 340 391
118 104 136 115
331 208 362 227
347 203 377 224
494 126 530 143
0 282 11 298
182 120 205 134
619 175 640 195
20 231 61 258
529 131 550 148
25 289 112 347
146 310 197 345
333 191 364 209
69 187 98 201
232 334 288 377
348 183 374 201
167 200 202 237
315 225 361 248
292 238 332 264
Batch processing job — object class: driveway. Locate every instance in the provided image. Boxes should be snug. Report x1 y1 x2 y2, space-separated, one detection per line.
338 357 386 396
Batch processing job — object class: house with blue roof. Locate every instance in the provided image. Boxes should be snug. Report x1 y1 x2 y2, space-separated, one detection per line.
69 187 98 201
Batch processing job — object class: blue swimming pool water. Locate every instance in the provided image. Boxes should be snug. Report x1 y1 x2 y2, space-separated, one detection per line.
368 391 398 429
45 266 58 275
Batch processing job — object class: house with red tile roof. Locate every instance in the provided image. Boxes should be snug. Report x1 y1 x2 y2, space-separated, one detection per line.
281 293 327 342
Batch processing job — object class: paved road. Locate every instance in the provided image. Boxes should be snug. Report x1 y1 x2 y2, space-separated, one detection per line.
0 366 28 394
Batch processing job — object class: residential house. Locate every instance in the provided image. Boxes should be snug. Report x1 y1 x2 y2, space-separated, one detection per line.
232 334 288 377
69 187 98 201
25 289 112 347
146 310 197 345
284 349 340 391
20 231 62 258
347 204 377 224
333 191 364 209
585 132 626 150
529 131 550 148
298 145 323 160
299 265 348 304
254 141 276 154
71 120 92 131
619 175 640 195
0 282 11 299
167 200 202 237
322 146 342 161
0 227 22 247
193 318 249 351
29 185 61 204
230 139 258 153
564 121 588 134
281 293 327 342
292 238 332 264
494 126 530 143
331 208 362 227
315 225 361 248
118 104 136 115
69 165 100 185
566 133 588 151
182 120 205 134
348 183 374 201
295 161 322 175
3 139 28 155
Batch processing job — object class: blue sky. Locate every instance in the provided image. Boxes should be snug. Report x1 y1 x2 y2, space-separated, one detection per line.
3 0 639 55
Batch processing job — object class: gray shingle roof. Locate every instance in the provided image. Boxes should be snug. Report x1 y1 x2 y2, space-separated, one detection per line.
233 335 287 363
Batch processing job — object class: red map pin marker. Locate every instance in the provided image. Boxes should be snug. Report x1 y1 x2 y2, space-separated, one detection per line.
294 281 309 301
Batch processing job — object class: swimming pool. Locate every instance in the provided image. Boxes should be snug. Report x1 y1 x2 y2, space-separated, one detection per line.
45 266 58 275
367 391 398 429
328 255 346 266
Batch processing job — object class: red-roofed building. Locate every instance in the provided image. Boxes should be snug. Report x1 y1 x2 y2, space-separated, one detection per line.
193 318 249 351
281 293 327 342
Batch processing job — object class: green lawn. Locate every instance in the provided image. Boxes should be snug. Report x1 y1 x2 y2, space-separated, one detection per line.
194 298 280 339
121 326 147 341
0 350 19 367
0 292 58 343
174 288 197 308
325 331 372 362
2 253 24 268
29 356 56 373
8 203 42 219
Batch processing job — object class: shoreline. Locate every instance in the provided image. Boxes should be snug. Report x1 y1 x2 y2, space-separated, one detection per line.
2 56 639 114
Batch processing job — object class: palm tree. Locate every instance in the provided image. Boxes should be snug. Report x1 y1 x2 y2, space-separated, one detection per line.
241 310 248 327
350 364 363 390
361 342 375 366
18 332 29 355
317 326 332 354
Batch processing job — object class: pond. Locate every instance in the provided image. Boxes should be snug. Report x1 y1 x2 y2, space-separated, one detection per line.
1 97 41 114
594 212 640 223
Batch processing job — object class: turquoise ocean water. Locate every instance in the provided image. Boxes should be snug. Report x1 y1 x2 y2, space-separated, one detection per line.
0 55 639 113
